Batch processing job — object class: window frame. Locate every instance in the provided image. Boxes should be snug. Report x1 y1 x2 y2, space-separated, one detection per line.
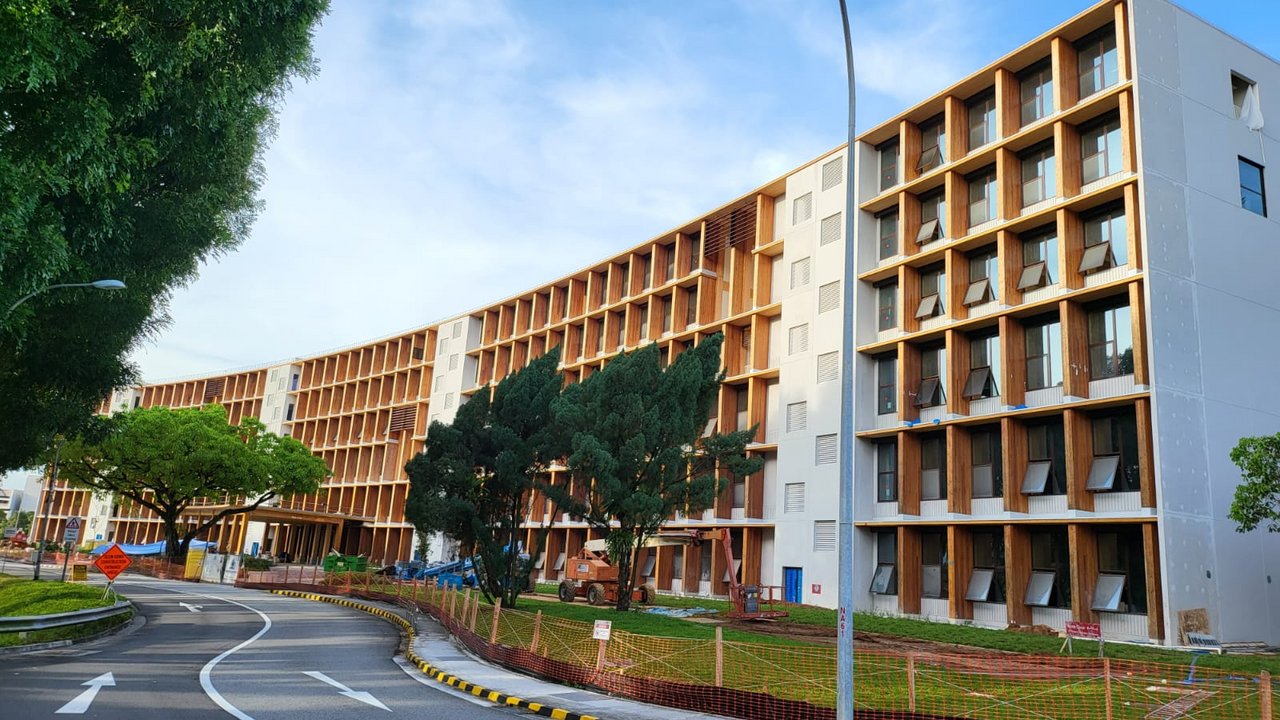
877 355 897 415
1076 24 1119 100
967 90 997 151
1081 203 1128 271
970 427 1004 498
1240 156 1268 217
1028 528 1072 608
964 247 998 306
1086 299 1133 380
964 330 1001 400
879 139 900 192
1019 60 1055 126
876 440 898 502
876 281 898 332
878 209 900 260
1024 315 1063 390
1018 228 1058 290
870 531 898 595
1023 420 1067 496
1020 142 1057 207
916 191 946 245
915 265 946 319
921 530 949 599
1088 410 1141 493
917 116 947 172
967 166 998 226
1080 112 1124 184
920 433 948 501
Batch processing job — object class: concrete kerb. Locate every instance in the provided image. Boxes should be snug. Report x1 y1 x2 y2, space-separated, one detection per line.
270 589 599 720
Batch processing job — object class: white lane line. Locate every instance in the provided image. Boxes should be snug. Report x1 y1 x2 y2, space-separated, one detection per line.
195 594 272 720
55 672 115 714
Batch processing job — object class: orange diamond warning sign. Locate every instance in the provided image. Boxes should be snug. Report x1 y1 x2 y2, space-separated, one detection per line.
93 544 131 581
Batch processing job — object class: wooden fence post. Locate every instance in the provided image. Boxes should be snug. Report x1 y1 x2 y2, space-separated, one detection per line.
1104 658 1114 720
469 597 479 634
489 602 501 645
715 627 724 687
531 610 542 655
595 637 608 673
1262 670 1273 720
906 654 917 711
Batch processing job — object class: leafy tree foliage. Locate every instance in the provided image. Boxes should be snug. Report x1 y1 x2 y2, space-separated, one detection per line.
57 404 328 561
1229 432 1280 532
404 348 566 607
0 0 328 470
551 334 762 610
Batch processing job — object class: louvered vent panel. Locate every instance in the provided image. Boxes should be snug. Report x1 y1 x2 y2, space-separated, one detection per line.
789 324 809 355
702 199 758 256
822 157 844 191
820 212 842 246
792 192 813 224
818 281 841 313
790 257 811 289
817 352 839 382
815 433 838 464
786 402 807 432
388 406 417 433
203 378 226 400
784 483 806 513
813 520 837 551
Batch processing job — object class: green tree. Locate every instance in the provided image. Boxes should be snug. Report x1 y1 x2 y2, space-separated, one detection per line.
0 0 329 471
404 347 567 608
551 334 762 611
57 404 328 562
1229 432 1280 532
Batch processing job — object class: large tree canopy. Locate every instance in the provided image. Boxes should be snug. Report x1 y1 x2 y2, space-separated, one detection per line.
58 404 329 561
550 334 762 610
1228 432 1280 533
405 348 567 608
0 0 328 470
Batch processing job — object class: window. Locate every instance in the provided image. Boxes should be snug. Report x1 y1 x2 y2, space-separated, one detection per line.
1019 60 1054 125
821 212 842 246
915 345 946 408
685 289 698 327
879 140 900 191
1240 157 1267 216
793 192 813 224
687 232 701 272
876 355 897 415
921 434 947 501
1023 420 1067 495
877 282 898 331
1077 25 1118 99
1087 300 1133 379
818 281 840 313
813 521 836 551
789 324 809 354
964 247 998 306
1027 529 1071 608
815 434 838 465
639 253 652 290
916 192 946 244
918 117 946 172
784 483 806 513
964 330 1001 399
660 297 672 334
1233 73 1255 118
817 351 839 383
449 353 460 370
971 428 1003 498
1024 315 1063 390
1095 526 1147 613
1021 142 1056 206
878 210 899 259
1089 410 1140 492
967 91 997 151
791 257 811 289
921 530 948 598
915 265 946 319
877 441 898 502
967 167 998 226
665 244 676 282
967 530 1006 603
822 156 844 191
1081 113 1123 183
1081 204 1128 270
1018 228 1058 290
870 531 897 594
786 402 808 432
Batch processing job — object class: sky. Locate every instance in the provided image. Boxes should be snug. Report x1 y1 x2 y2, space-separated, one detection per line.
128 0 1280 383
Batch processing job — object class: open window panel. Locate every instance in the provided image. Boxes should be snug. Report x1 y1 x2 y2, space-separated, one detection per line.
966 568 997 602
962 366 996 399
722 559 742 583
922 564 945 598
702 416 718 438
964 278 993 306
1092 572 1127 612
640 553 657 578
1078 242 1117 273
553 552 567 571
1017 261 1051 291
1024 570 1057 607
1086 455 1121 492
914 377 943 408
1021 460 1053 495
916 218 942 245
915 293 942 319
534 552 546 570
972 465 997 497
917 146 942 173
870 563 897 594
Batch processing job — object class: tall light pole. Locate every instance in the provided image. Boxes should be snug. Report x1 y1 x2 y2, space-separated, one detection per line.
4 279 127 322
836 2 858 719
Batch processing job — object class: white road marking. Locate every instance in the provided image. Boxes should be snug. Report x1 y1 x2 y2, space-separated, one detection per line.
179 602 204 612
55 672 114 714
302 670 391 711
194 594 272 720
392 656 497 709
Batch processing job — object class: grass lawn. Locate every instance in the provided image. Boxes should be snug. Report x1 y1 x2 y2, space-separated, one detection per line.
0 574 131 648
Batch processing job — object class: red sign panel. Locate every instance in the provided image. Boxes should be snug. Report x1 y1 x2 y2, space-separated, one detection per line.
93 544 132 581
1065 621 1102 640
811 584 822 594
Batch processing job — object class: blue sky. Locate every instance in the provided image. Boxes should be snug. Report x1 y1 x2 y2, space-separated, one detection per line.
130 0 1280 381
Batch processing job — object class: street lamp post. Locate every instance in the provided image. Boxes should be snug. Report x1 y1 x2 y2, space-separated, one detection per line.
836 2 858 720
31 437 65 581
4 279 127 322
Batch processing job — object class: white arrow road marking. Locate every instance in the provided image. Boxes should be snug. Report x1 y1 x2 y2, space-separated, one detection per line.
302 671 391 712
55 672 115 714
179 602 203 612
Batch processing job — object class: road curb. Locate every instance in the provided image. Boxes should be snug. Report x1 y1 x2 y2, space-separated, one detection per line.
270 589 599 720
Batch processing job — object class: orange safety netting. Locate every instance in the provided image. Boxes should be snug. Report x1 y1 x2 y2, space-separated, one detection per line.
237 571 1278 720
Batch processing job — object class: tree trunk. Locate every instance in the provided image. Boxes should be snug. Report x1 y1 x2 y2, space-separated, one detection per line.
613 534 636 611
162 517 183 564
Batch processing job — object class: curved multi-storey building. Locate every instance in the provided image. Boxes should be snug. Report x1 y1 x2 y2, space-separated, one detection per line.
35 0 1280 646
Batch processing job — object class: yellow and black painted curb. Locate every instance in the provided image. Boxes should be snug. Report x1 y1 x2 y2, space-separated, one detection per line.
269 589 598 720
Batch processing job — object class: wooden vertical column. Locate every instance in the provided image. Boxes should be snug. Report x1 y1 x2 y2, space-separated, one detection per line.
1005 524 1032 625
898 526 922 615
995 68 1021 139
944 247 966 323
1119 90 1138 174
742 528 762 586
1142 523 1165 641
944 95 966 162
1059 208 1085 291
1064 408 1096 512
1124 184 1143 270
1114 0 1132 82
1060 298 1090 399
947 329 971 418
948 424 973 516
1051 36 1079 113
999 315 1027 409
900 190 922 261
899 341 921 424
656 545 674 591
1136 398 1157 508
1069 524 1100 624
1129 281 1150 386
898 431 922 517
1054 121 1083 202
1002 417 1030 514
949 525 974 620
901 120 923 184
996 147 1020 224
997 229 1023 307
944 171 966 243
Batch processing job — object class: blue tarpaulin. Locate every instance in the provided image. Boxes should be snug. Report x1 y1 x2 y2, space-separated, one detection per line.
89 540 217 556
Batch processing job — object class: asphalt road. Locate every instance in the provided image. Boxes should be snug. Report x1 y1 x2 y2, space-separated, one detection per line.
0 569 516 719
